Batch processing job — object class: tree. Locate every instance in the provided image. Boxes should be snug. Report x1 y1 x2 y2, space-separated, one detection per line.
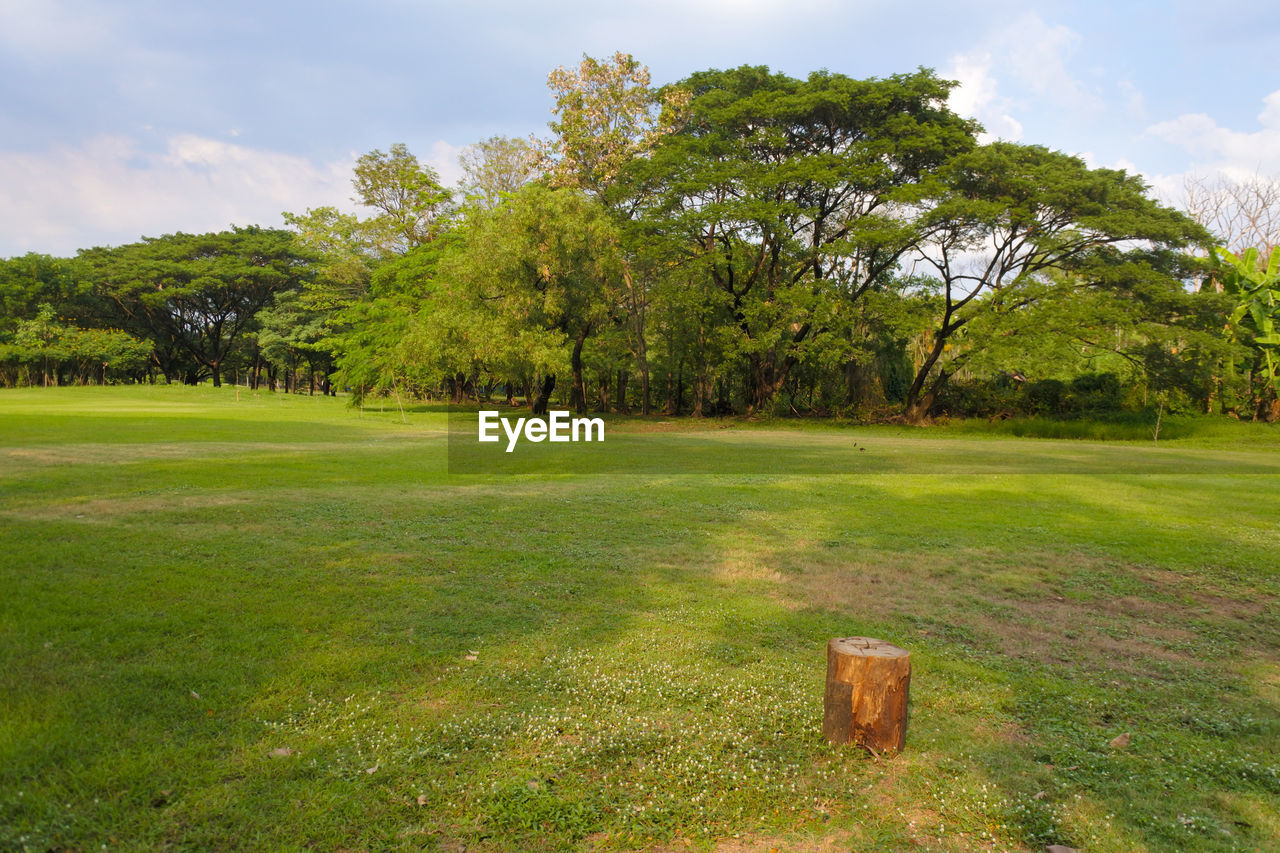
901 143 1210 422
438 184 624 414
544 52 688 198
280 205 374 310
1182 173 1280 258
0 304 149 387
352 143 452 255
937 258 1236 415
457 135 541 210
284 144 452 305
82 227 313 386
0 254 85 338
632 65 976 413
255 290 335 394
1214 245 1280 419
543 52 691 414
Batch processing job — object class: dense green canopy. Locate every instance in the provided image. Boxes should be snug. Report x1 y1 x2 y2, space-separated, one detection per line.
3 55 1273 420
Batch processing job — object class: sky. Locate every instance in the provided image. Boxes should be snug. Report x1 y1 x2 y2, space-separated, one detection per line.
1 0 1278 256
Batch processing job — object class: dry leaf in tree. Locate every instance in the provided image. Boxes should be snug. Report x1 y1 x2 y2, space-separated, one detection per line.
1109 732 1132 749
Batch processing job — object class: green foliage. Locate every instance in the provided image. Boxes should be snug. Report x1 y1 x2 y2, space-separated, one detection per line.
544 51 687 196
78 226 313 385
280 206 374 311
0 254 85 338
903 143 1213 420
1214 245 1280 418
0 63 1268 421
457 135 542 210
436 184 625 411
352 143 452 254
255 290 333 391
0 304 149 386
329 244 449 403
631 65 976 412
934 372 1127 419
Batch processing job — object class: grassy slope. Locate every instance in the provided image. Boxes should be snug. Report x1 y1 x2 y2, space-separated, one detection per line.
1 386 1277 852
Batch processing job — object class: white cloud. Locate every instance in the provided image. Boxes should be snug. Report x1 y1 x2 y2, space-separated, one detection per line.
942 12 1104 144
0 135 358 255
1079 151 1140 176
1145 88 1280 180
1002 14 1103 117
0 0 122 59
0 134 477 255
426 140 466 188
943 52 1022 142
1118 80 1145 120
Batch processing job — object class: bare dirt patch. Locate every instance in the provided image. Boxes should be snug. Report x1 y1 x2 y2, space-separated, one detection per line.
784 548 1275 676
1 492 251 523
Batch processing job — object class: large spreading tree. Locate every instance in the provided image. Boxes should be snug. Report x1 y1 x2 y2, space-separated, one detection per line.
630 65 977 413
81 227 313 386
900 143 1211 422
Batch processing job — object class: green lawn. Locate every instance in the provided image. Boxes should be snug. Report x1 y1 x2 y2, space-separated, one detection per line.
1 386 1277 851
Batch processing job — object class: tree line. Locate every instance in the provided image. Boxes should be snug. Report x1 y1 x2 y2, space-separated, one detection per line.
3 53 1279 423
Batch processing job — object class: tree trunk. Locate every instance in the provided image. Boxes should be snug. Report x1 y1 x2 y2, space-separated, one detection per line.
615 369 629 414
673 360 685 416
597 374 610 412
531 374 556 415
745 351 797 415
823 636 911 755
904 317 961 424
570 334 587 415
622 264 651 416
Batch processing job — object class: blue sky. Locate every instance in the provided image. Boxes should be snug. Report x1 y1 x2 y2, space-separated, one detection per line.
1 0 1278 256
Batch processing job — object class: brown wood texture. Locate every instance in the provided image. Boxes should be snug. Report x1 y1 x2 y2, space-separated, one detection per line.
822 636 911 753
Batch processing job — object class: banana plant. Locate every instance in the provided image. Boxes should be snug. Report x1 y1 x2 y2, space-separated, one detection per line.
1214 245 1280 417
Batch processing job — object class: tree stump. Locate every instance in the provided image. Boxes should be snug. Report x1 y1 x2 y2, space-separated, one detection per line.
823 636 910 754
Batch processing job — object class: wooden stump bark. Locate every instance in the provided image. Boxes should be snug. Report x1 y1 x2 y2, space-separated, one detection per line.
823 636 910 754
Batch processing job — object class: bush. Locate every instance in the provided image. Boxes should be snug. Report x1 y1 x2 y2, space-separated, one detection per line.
1065 372 1122 413
1022 379 1067 416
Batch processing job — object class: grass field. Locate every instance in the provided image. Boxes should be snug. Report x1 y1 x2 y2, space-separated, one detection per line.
1 386 1278 852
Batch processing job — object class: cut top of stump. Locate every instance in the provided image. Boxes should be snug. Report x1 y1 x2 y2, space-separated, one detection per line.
829 637 909 659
